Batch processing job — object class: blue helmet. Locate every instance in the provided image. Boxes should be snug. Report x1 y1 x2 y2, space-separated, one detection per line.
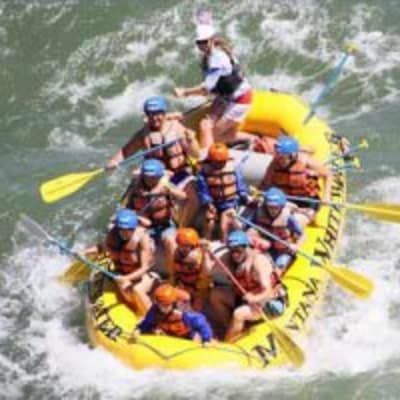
263 187 286 207
141 158 165 178
115 208 138 230
143 96 167 114
275 136 299 155
227 230 250 248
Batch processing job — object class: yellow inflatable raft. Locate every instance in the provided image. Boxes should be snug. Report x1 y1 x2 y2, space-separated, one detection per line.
85 90 346 370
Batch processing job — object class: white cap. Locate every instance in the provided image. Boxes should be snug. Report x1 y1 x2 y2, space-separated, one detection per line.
196 24 216 41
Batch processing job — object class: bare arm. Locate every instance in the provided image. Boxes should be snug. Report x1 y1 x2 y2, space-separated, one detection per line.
175 85 208 98
307 158 333 202
250 255 275 304
185 128 200 158
200 241 215 274
107 128 147 168
164 180 187 201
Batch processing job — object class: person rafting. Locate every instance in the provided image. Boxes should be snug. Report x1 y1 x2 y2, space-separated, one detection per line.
136 283 213 343
260 135 333 222
84 208 156 314
141 96 200 186
196 142 249 241
171 228 209 311
208 231 286 341
174 22 253 148
124 159 187 275
107 96 198 172
109 96 200 226
246 187 304 274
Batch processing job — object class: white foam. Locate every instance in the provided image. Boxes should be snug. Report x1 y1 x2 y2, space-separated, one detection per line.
3 1 400 395
101 77 170 123
299 176 400 376
125 40 158 63
47 128 88 150
2 176 398 398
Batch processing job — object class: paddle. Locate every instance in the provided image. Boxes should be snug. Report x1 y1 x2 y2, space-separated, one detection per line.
236 215 373 300
60 175 181 285
331 157 361 173
206 249 305 368
284 195 400 225
325 138 369 165
303 43 358 125
40 139 180 204
19 214 117 280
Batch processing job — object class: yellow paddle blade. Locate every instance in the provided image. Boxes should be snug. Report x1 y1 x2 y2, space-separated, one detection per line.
324 263 374 300
359 138 369 149
266 320 305 368
57 253 113 285
40 168 105 204
347 203 400 224
344 42 359 55
364 203 400 212
57 259 90 285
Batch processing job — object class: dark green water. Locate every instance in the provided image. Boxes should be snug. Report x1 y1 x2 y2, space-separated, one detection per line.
1 0 400 399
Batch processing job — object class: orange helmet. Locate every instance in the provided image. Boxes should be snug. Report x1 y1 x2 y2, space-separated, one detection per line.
207 142 229 162
176 228 200 247
154 284 177 306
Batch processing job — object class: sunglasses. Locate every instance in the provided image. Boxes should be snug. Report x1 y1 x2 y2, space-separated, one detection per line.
230 246 247 253
195 39 208 46
209 160 226 168
146 114 165 119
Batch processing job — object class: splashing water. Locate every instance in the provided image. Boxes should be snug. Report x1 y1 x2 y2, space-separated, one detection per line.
1 0 400 398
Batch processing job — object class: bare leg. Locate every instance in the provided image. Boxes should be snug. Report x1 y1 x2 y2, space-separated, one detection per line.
213 118 239 143
204 218 216 240
225 304 261 342
199 97 228 149
199 116 215 149
204 206 218 239
163 235 176 278
119 284 149 316
220 209 237 242
132 274 156 313
179 180 200 227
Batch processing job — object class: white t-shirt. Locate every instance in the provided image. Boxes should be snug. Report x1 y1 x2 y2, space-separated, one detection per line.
203 48 250 99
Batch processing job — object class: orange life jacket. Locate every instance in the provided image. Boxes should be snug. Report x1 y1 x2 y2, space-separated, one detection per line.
254 206 293 252
234 259 285 299
146 129 189 173
270 159 320 197
155 308 191 338
173 248 203 288
202 161 238 203
235 266 263 295
128 179 173 226
105 227 140 274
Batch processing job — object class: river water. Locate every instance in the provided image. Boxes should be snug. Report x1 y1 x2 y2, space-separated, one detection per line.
1 1 400 399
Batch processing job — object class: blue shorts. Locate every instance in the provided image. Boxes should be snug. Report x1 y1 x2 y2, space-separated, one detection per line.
170 169 193 188
263 298 285 317
215 198 238 213
149 220 176 243
269 249 295 270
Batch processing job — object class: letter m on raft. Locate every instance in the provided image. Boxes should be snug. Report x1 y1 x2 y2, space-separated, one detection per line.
251 333 277 368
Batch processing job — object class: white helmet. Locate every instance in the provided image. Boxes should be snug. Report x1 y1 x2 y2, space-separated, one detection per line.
196 24 216 41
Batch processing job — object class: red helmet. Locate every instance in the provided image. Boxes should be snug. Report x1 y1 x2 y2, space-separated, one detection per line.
176 228 200 247
154 284 177 306
207 142 229 162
